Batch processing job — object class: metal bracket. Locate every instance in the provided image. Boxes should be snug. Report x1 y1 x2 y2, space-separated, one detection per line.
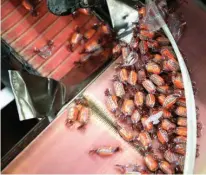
106 0 139 43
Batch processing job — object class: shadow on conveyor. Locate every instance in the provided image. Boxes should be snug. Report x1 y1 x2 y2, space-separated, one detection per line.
1 102 39 159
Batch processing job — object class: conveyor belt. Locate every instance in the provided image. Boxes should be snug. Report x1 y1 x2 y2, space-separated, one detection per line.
1 0 102 81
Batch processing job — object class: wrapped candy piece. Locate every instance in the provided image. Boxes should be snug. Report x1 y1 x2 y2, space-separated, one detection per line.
167 13 186 42
143 0 186 42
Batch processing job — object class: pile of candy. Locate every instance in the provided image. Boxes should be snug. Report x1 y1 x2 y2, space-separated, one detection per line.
104 3 195 174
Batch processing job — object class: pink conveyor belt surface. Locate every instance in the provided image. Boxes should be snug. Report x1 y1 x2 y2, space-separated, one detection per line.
2 107 143 174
